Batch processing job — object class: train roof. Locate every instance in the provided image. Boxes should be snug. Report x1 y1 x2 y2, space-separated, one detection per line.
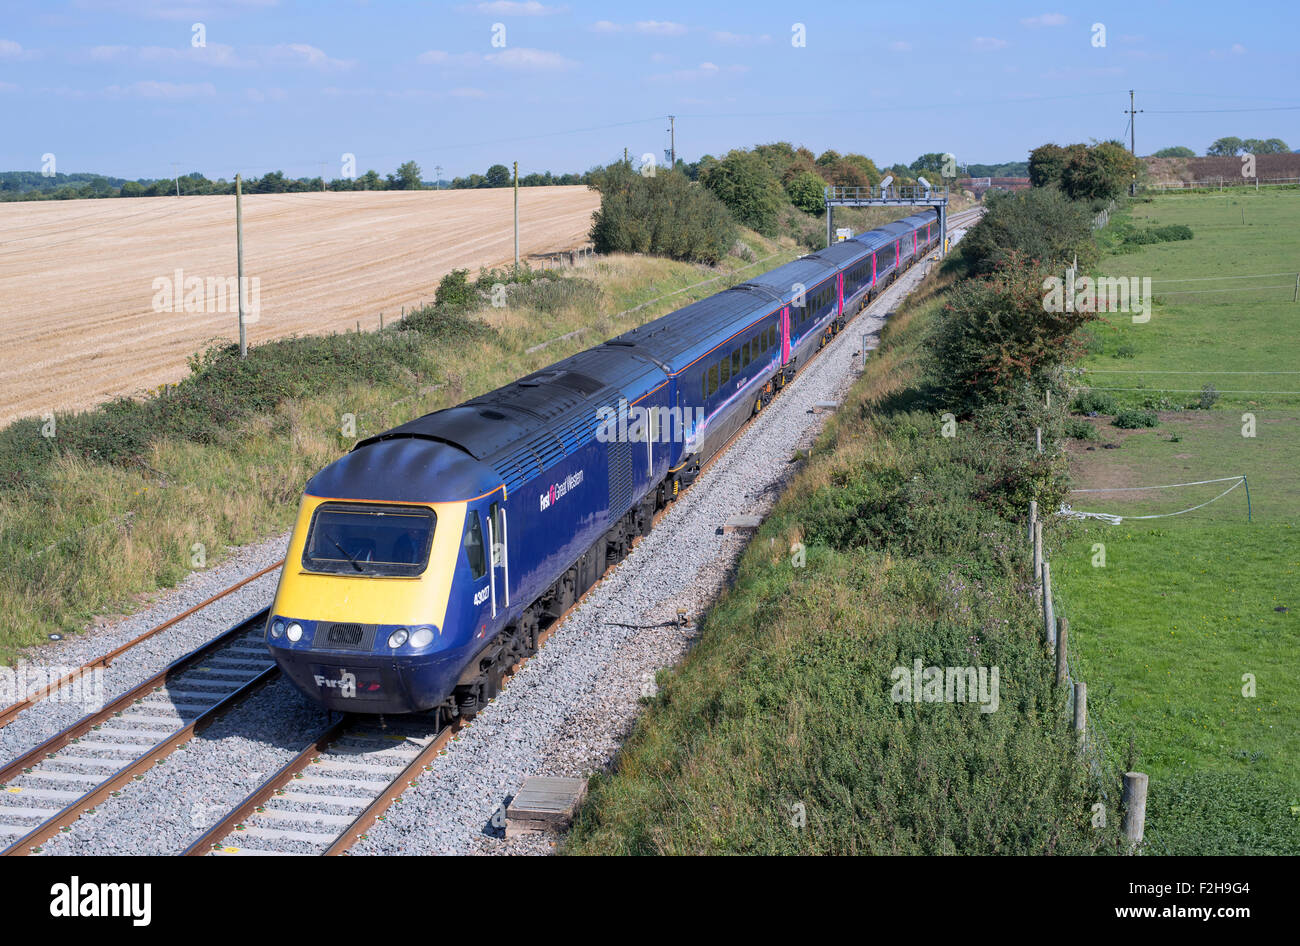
333 342 666 500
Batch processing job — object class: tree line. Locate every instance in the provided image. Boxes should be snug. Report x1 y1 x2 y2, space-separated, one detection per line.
1153 137 1291 158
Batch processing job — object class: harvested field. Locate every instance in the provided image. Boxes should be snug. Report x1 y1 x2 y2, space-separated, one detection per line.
0 186 599 424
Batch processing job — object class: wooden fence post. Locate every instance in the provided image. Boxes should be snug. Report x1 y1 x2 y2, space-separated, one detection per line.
1042 561 1056 649
1028 500 1038 544
1121 772 1148 852
1055 616 1068 685
1073 681 1087 748
1033 520 1043 585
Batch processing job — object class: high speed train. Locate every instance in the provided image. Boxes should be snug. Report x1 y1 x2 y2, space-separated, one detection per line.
265 211 940 718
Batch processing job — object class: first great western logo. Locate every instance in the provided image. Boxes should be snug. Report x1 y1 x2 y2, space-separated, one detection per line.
539 470 583 512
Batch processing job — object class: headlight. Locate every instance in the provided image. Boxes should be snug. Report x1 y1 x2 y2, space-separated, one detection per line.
409 627 434 648
269 619 285 639
286 622 304 642
387 628 409 648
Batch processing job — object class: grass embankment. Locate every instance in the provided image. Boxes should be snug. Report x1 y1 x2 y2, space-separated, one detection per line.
0 230 799 662
565 269 1115 855
1053 190 1300 854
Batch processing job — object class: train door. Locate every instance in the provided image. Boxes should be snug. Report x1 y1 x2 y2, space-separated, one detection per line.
836 272 844 317
486 499 509 616
780 306 791 364
871 252 877 288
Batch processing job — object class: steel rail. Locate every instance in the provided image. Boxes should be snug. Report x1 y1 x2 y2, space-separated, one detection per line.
0 560 283 730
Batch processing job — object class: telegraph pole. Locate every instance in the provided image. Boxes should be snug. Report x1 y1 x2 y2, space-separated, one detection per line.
235 173 247 358
668 114 676 168
434 165 443 190
1125 90 1144 196
171 162 181 197
513 160 519 270
1125 90 1143 156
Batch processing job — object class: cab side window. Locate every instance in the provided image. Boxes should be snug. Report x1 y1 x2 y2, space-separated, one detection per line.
463 513 486 580
488 501 504 567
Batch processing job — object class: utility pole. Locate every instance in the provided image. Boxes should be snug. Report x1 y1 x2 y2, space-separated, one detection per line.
319 162 326 192
624 147 629 166
434 165 443 190
171 162 181 197
235 173 247 359
1125 90 1143 156
668 114 675 168
513 160 519 270
1125 90 1144 196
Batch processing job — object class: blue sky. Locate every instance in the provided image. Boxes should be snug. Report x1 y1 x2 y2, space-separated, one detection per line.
2 0 1297 181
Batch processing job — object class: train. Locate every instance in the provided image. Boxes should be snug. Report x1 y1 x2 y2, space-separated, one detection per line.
265 209 942 718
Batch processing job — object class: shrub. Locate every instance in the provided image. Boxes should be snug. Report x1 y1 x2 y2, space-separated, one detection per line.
434 268 477 309
588 164 737 264
1123 224 1193 245
1112 408 1158 429
785 170 828 215
1071 390 1117 415
699 149 786 236
1114 344 1137 359
926 253 1098 411
1065 417 1099 440
959 187 1097 276
1198 384 1220 410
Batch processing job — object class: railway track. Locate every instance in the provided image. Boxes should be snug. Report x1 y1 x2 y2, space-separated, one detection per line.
0 609 275 855
0 559 283 730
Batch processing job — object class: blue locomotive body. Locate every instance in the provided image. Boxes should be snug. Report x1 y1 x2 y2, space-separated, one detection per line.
266 211 941 716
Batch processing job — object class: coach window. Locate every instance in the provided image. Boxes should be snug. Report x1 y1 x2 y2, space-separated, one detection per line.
708 363 719 396
720 357 730 385
731 350 741 376
463 514 486 580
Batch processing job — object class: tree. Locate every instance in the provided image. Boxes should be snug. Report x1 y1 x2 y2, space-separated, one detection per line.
1241 137 1291 154
786 170 828 215
700 149 785 236
387 161 423 190
1028 143 1083 188
960 187 1096 276
1206 136 1245 156
1153 146 1195 158
485 164 511 187
1061 141 1139 202
588 163 736 263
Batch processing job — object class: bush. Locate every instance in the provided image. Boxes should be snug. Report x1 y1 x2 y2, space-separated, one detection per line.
1112 408 1158 429
1123 224 1193 245
1199 384 1220 410
1071 390 1117 415
1065 417 1099 440
699 149 786 236
588 164 737 264
959 187 1097 276
926 253 1098 411
434 268 477 309
785 170 828 215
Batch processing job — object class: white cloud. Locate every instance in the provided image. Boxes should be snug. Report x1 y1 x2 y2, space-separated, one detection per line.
86 43 252 67
0 38 36 60
484 47 577 69
265 43 354 70
592 20 687 35
650 61 747 82
889 40 912 52
972 36 1009 50
1020 13 1067 27
1209 43 1247 58
417 49 480 66
711 31 771 46
0 81 17 92
473 1 566 13
105 80 216 99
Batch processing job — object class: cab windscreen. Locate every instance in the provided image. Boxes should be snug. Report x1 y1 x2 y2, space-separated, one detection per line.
302 502 436 577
